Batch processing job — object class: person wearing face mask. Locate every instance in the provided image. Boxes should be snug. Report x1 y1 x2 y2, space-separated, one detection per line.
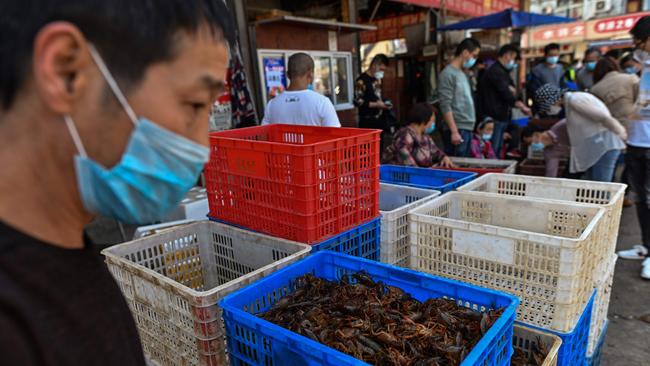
382 103 454 168
262 53 340 127
469 118 497 159
438 38 482 157
531 43 566 91
620 52 642 76
477 44 532 158
0 1 234 364
534 84 627 182
576 48 601 91
355 54 391 143
590 57 640 133
521 122 570 178
616 16 650 280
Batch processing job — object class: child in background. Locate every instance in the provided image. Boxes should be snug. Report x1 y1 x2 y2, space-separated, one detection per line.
470 118 497 159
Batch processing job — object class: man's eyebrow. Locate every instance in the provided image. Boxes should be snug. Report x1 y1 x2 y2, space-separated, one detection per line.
200 75 225 92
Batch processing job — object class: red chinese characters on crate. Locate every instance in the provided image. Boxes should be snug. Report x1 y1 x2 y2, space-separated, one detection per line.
205 124 381 243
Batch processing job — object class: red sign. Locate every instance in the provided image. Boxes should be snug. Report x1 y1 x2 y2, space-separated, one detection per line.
392 0 517 16
532 22 585 42
587 12 650 39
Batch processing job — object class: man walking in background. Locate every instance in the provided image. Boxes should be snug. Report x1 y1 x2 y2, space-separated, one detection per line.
438 38 481 157
262 53 340 127
478 44 531 158
355 54 391 145
532 43 565 89
576 48 601 91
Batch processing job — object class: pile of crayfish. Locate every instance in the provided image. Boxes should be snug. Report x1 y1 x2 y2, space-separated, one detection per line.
260 272 504 366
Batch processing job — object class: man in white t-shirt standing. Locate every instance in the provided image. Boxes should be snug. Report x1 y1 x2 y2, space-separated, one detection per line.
262 53 341 127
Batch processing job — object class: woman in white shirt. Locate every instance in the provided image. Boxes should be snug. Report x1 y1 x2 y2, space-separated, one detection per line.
534 84 627 182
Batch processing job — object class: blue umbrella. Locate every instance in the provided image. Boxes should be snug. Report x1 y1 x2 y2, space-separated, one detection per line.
437 8 574 31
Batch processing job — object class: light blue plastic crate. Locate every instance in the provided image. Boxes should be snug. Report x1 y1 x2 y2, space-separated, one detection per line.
310 217 380 261
220 251 520 366
586 319 608 366
380 165 477 193
523 289 596 366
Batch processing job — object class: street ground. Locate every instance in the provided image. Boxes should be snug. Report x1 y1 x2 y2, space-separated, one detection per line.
602 205 650 366
86 201 650 366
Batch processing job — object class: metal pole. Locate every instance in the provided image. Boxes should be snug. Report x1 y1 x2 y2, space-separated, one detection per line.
369 0 382 23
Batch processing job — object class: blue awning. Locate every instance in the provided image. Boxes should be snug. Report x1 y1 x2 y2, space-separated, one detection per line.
438 8 574 31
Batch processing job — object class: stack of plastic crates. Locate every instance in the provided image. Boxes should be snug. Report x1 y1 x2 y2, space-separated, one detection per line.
378 183 440 267
220 251 520 366
409 191 605 365
587 255 616 362
379 164 477 193
206 124 380 244
206 124 382 260
102 221 311 366
439 157 518 176
459 173 625 356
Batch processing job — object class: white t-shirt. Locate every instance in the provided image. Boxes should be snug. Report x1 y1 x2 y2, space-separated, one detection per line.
261 90 341 127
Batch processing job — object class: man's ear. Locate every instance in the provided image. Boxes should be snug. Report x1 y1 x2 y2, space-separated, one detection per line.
32 21 91 115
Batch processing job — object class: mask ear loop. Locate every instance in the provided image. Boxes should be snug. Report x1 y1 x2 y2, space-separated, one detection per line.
64 115 88 158
87 44 138 125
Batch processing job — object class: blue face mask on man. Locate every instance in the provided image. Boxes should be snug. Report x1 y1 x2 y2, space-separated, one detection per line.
463 57 477 69
63 45 210 224
425 122 436 134
546 56 559 65
586 61 597 71
625 66 638 74
504 60 516 70
530 142 546 152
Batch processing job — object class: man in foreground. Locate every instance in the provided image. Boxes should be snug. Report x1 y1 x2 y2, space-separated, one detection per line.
0 1 233 364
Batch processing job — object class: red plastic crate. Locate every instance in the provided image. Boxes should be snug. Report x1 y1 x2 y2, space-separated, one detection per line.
206 124 380 243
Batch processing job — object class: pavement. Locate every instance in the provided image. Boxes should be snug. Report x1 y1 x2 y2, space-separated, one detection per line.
86 200 650 366
602 205 650 366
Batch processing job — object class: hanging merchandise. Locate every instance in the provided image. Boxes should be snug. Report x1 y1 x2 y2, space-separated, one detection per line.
209 72 232 132
229 47 257 128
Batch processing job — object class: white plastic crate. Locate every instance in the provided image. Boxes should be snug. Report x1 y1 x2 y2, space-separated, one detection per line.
513 324 562 366
588 254 617 356
409 191 606 332
458 174 625 274
449 157 518 174
164 186 209 221
102 221 311 366
379 183 440 266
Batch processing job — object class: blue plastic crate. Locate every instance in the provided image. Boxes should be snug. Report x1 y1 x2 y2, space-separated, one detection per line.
380 165 477 193
310 217 380 261
586 319 608 366
220 251 520 366
523 289 596 366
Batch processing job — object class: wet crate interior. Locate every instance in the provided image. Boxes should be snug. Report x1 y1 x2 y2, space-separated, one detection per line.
102 221 311 366
219 251 519 366
207 125 380 243
379 183 440 266
409 191 605 332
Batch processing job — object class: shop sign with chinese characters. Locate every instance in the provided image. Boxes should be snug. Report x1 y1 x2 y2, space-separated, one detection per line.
586 12 650 39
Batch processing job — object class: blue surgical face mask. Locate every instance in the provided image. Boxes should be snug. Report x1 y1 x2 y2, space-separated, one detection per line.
425 123 436 134
463 57 477 69
307 83 314 90
625 66 638 74
64 45 210 224
531 142 546 152
374 71 385 80
505 60 516 70
546 56 559 65
482 133 492 141
586 61 597 71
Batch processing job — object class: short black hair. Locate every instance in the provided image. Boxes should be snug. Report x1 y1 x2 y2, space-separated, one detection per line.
620 52 637 67
371 54 389 67
0 0 236 110
455 38 481 57
287 53 314 79
406 103 436 126
521 125 542 141
498 44 519 58
544 43 560 55
584 47 601 58
605 49 622 60
631 15 650 42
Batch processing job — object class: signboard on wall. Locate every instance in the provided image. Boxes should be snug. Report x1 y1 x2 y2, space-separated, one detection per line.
530 0 628 21
262 56 286 100
586 12 650 39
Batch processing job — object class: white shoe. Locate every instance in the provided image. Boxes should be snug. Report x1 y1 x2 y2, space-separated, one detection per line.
618 245 649 260
642 258 650 280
